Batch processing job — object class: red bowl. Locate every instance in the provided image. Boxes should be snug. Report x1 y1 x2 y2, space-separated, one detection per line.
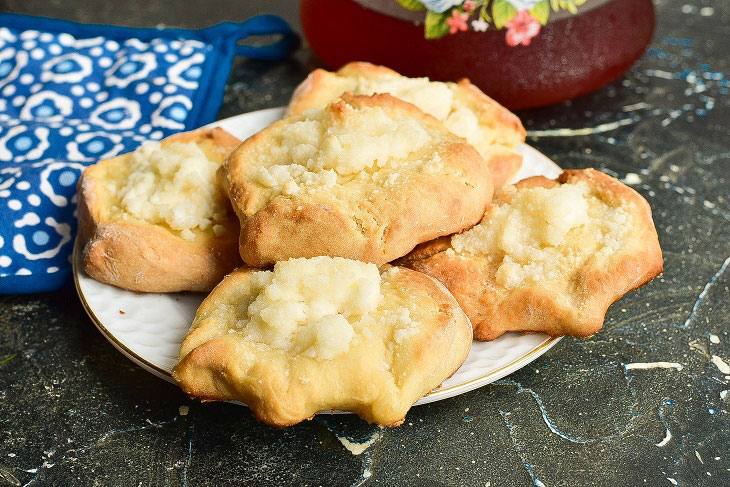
301 0 654 109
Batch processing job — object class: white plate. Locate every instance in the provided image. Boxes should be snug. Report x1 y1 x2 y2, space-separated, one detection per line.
74 107 564 407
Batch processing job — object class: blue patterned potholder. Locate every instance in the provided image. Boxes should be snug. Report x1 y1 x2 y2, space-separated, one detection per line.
0 13 298 293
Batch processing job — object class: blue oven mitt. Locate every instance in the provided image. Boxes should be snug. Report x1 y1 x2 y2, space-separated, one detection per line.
0 13 298 293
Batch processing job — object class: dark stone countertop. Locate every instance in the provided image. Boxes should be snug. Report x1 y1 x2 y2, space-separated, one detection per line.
1 1 729 485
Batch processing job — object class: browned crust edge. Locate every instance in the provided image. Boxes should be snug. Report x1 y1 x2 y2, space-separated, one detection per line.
172 265 473 427
222 93 493 268
454 78 526 143
286 62 526 187
77 127 243 292
400 168 664 340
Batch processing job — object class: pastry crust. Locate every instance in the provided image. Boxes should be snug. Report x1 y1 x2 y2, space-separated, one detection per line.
221 93 493 268
398 169 663 340
172 263 473 427
286 61 526 187
77 128 243 292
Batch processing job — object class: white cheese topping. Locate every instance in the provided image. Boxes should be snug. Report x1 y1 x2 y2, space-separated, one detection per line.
239 257 383 360
230 257 424 359
350 75 454 121
345 74 516 153
443 106 482 149
451 182 630 289
248 104 431 200
116 141 225 239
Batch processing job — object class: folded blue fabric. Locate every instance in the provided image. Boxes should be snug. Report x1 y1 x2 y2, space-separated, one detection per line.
0 13 298 293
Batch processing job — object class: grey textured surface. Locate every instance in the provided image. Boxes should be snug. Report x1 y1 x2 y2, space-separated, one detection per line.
1 1 729 486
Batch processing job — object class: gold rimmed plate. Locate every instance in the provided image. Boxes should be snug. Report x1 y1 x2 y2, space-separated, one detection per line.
73 107 563 407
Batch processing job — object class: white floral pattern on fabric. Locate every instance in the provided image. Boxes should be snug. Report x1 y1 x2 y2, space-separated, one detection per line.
0 25 210 286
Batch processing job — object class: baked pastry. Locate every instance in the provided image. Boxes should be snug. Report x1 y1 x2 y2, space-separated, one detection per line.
77 128 242 292
172 256 472 426
221 93 493 268
286 62 526 187
398 169 663 340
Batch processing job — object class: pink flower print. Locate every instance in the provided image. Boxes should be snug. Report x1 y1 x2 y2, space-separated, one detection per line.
447 9 470 34
504 10 541 46
463 0 476 12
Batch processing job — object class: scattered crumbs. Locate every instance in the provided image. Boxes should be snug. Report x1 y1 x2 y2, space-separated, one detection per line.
689 339 709 357
696 450 704 464
624 362 684 371
711 355 730 374
179 405 189 416
710 334 720 344
622 173 642 185
622 102 650 112
119 310 126 315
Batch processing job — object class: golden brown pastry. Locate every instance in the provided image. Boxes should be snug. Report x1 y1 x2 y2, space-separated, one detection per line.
286 61 526 187
173 256 473 426
220 93 493 268
77 128 242 292
398 169 663 340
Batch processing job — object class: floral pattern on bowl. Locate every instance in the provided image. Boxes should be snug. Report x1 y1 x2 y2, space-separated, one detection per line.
396 0 588 45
